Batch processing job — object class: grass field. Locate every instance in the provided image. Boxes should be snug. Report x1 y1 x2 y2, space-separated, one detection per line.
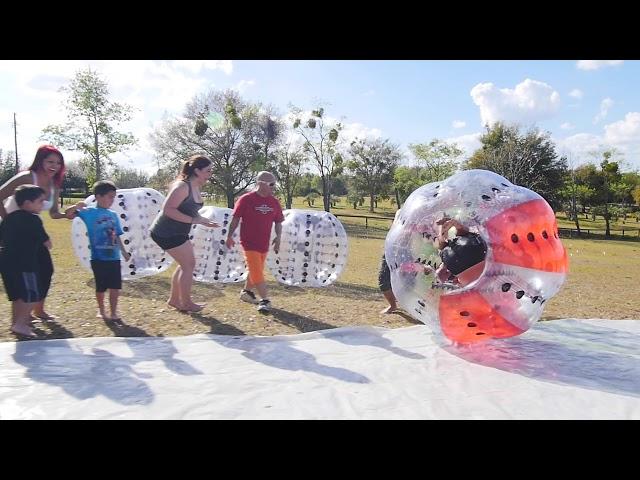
2 196 639 342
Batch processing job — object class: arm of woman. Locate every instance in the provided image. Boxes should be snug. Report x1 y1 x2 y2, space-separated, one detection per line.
48 188 68 219
0 172 30 219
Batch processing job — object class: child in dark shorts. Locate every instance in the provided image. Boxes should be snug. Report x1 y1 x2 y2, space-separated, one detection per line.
378 253 399 314
0 185 52 337
69 181 131 321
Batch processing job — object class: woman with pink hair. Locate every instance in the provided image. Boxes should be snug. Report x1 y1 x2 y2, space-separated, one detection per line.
0 145 76 321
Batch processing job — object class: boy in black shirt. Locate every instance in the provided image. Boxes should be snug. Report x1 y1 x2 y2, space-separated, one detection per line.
0 185 51 338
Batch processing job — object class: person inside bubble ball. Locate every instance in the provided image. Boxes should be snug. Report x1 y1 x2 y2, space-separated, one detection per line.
433 216 487 287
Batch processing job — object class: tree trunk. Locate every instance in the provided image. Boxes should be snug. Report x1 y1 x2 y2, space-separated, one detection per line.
572 196 581 234
226 190 235 209
395 188 401 209
604 204 611 237
322 176 330 212
369 192 374 213
94 132 101 181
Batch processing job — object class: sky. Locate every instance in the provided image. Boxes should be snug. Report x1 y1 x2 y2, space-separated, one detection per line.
1 59 639 174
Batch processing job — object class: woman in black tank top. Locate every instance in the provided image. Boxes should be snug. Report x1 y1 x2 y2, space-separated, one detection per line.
150 155 219 312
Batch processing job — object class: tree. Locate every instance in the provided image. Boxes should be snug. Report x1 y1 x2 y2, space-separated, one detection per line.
408 138 461 182
0 149 17 186
248 105 284 172
393 166 426 206
294 172 321 197
465 122 568 209
274 145 305 209
348 137 401 213
62 160 89 193
305 192 319 207
594 151 623 237
633 186 640 206
110 166 150 189
290 104 344 212
617 171 640 205
151 89 278 208
560 168 595 234
41 67 137 182
147 167 175 194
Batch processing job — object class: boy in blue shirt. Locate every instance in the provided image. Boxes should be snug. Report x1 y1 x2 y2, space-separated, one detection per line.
70 181 131 321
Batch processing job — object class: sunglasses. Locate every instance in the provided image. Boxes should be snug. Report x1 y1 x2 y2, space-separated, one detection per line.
259 180 276 187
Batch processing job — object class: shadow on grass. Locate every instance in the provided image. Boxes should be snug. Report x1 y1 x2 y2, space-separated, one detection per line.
100 276 228 301
265 307 337 333
188 311 247 336
268 281 381 302
103 318 152 337
31 317 75 340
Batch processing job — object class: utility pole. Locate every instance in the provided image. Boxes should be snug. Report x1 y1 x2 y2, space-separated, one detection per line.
13 113 19 173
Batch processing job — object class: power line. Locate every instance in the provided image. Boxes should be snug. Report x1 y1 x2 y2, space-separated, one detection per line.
13 113 19 173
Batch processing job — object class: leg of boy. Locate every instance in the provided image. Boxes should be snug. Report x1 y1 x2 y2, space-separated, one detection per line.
32 244 55 320
109 289 121 320
380 289 399 314
96 291 107 318
378 255 397 314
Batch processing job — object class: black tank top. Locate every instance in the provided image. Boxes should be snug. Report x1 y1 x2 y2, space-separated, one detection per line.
150 181 204 237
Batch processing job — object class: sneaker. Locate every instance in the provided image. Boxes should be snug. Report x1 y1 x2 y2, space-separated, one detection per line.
240 289 259 304
257 299 272 313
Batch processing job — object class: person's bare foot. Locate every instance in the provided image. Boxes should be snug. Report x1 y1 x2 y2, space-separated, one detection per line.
32 312 56 320
167 301 185 311
96 311 109 319
109 312 122 321
380 306 398 315
11 324 37 338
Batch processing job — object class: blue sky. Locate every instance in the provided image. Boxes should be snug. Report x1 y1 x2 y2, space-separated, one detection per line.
1 60 638 173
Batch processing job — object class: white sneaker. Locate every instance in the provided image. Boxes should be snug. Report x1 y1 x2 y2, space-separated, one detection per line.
240 289 259 304
257 299 272 313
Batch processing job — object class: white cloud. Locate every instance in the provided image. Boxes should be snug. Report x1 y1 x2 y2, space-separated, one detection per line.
340 122 383 143
171 60 233 75
576 60 624 71
560 122 575 130
470 78 561 126
604 112 640 145
569 89 583 99
556 133 606 161
452 120 466 129
593 97 614 124
234 79 256 93
556 112 640 169
445 132 482 157
363 89 375 97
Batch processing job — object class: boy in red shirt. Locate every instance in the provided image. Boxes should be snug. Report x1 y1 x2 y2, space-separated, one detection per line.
226 171 284 313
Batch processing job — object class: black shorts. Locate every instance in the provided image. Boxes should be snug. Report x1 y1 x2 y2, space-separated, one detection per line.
378 254 392 292
150 232 189 251
1 270 43 303
91 260 122 292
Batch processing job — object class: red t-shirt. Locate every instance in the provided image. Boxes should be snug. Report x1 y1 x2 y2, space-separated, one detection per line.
233 191 284 253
